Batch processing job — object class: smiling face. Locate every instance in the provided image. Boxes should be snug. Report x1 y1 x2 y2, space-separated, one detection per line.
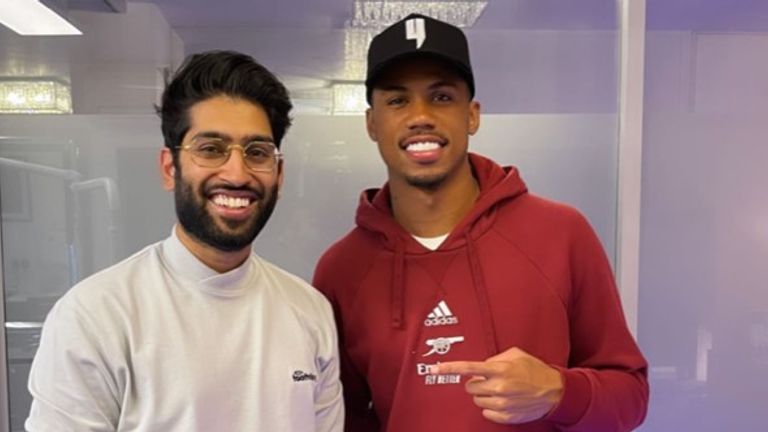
366 57 480 190
161 95 283 253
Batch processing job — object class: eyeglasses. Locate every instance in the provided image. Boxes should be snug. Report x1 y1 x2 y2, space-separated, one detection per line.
177 138 282 172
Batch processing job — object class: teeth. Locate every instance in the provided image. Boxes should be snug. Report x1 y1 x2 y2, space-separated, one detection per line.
212 195 250 209
406 141 440 152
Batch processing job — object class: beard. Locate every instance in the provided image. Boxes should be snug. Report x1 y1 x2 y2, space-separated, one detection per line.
174 170 278 252
402 151 472 191
405 172 448 190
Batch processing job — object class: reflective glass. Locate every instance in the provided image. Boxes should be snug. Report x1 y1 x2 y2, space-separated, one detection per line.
638 1 768 430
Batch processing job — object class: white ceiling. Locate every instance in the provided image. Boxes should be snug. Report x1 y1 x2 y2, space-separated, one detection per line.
134 0 768 32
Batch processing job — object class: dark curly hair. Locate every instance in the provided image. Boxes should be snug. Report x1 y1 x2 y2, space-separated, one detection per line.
157 50 293 161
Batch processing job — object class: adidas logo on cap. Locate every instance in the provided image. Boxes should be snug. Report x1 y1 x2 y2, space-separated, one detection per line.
424 300 459 326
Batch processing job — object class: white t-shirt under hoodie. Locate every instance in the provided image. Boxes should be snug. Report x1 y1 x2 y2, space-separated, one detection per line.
25 227 343 432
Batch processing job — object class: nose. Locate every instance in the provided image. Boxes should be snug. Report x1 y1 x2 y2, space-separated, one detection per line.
217 146 251 185
405 97 436 131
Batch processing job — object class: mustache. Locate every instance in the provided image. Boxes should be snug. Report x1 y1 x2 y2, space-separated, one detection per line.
399 130 448 144
202 183 264 200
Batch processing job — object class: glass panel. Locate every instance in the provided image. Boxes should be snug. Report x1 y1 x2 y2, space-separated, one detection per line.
1 137 77 431
0 116 168 430
0 1 621 430
639 1 768 429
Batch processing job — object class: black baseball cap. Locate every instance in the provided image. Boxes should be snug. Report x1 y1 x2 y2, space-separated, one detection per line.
365 13 475 104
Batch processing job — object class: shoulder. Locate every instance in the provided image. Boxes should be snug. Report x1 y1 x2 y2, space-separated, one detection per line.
254 255 336 327
54 242 163 325
508 193 585 221
498 193 596 239
489 194 606 277
69 242 160 295
313 227 381 298
317 227 380 263
35 244 161 362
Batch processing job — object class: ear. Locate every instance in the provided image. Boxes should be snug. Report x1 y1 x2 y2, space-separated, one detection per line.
276 158 285 196
160 147 176 191
468 100 481 136
365 107 377 142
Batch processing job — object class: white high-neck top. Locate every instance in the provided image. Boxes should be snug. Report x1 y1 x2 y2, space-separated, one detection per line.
26 227 343 431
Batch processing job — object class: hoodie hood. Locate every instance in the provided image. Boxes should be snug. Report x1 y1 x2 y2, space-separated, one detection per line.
353 153 528 335
355 152 528 251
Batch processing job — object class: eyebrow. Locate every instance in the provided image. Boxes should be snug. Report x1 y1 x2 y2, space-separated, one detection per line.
377 80 459 93
191 131 275 144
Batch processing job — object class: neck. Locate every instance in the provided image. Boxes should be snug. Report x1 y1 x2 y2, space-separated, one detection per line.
175 225 250 273
389 160 479 237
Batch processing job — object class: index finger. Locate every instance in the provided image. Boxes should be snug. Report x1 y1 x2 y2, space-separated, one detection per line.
436 361 503 378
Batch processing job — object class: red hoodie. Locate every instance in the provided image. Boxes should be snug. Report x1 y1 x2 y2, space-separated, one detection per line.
314 153 648 431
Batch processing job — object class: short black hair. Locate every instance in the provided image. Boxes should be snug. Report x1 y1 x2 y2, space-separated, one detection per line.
157 50 292 154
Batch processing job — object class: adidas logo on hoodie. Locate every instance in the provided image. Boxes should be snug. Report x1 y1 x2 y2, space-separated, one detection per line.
424 300 459 326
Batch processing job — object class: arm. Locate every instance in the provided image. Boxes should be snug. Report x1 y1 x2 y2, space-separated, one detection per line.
439 213 648 431
313 251 381 432
337 346 380 432
545 213 649 430
25 295 121 432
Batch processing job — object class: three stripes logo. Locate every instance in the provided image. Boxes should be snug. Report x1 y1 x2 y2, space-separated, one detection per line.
424 300 459 326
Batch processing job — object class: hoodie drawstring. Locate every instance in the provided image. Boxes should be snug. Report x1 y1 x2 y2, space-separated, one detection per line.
391 242 405 328
466 233 500 355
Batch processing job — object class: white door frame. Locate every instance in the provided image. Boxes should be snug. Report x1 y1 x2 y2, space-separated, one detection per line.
617 0 647 337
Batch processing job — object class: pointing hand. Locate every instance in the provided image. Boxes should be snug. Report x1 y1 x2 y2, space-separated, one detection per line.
436 346 563 424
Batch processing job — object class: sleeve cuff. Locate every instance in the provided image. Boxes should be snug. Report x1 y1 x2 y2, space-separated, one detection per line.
544 367 592 426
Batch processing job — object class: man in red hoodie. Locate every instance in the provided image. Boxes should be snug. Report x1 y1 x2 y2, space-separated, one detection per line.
313 13 648 432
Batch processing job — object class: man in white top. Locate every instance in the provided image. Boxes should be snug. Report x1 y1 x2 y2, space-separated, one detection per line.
25 50 343 432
